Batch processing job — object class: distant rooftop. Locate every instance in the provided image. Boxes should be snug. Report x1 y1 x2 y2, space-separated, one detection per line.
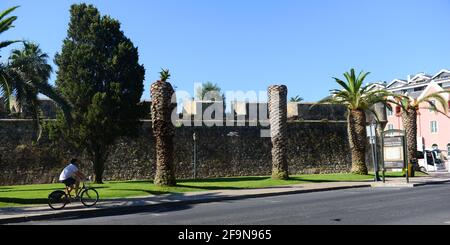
373 69 450 91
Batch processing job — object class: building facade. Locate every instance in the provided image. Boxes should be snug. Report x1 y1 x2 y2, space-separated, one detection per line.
383 69 450 157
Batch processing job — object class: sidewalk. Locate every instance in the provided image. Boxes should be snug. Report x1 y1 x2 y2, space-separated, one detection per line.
372 172 450 188
1 173 450 224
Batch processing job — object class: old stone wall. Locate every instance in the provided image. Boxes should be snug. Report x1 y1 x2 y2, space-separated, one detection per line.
0 119 352 185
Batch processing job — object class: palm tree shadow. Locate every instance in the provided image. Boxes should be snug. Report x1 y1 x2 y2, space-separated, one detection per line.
0 188 64 193
176 184 244 191
112 189 171 196
0 197 48 206
179 176 270 184
52 192 230 222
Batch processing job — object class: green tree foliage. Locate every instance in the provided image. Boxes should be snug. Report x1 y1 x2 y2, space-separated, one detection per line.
319 68 391 175
0 6 20 53
290 95 304 102
196 82 224 101
1 6 20 110
389 91 449 172
4 42 70 141
50 4 145 183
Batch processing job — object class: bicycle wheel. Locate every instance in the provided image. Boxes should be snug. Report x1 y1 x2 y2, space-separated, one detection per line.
48 190 69 210
81 188 99 207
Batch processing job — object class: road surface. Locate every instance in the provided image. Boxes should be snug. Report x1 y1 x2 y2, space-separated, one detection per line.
16 182 450 225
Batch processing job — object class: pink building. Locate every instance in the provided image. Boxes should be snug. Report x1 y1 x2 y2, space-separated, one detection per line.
384 69 450 158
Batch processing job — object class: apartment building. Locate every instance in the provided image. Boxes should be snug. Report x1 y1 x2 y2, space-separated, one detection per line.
384 69 450 155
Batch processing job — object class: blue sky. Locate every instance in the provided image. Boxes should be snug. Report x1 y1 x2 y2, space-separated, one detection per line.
1 0 450 102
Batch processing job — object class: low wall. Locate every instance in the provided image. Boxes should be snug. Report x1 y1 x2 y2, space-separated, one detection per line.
0 119 352 185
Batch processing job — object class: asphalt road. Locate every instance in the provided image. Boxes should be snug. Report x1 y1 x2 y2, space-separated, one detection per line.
17 183 450 225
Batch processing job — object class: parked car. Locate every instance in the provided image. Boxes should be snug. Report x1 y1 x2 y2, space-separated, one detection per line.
417 150 446 172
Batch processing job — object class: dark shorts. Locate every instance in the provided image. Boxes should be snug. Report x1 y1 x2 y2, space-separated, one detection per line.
61 177 76 187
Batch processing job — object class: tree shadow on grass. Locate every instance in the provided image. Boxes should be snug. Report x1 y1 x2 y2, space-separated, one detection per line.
0 188 64 193
0 197 48 206
111 189 171 196
0 186 108 194
113 177 272 185
180 176 271 184
288 178 344 183
175 184 247 191
110 180 153 184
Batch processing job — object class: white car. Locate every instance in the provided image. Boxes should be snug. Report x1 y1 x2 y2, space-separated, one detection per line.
417 150 447 173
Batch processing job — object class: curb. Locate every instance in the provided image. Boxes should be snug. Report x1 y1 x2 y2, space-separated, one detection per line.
372 179 450 188
0 184 371 225
412 179 450 187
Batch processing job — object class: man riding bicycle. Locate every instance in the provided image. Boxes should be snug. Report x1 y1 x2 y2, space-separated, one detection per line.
59 159 86 198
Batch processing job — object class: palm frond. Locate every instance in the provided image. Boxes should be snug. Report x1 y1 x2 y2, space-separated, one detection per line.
29 80 73 125
0 6 19 20
159 68 171 82
290 95 304 102
333 77 351 92
328 68 380 110
5 41 73 128
343 72 354 93
0 40 20 49
357 72 370 88
0 71 12 110
418 92 448 111
0 16 18 33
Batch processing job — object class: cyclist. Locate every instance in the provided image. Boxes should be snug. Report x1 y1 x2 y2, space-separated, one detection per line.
59 159 86 198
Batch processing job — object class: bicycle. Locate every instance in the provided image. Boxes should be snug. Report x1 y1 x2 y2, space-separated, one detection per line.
48 179 99 210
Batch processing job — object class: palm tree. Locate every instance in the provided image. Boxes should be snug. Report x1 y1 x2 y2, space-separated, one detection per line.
0 6 20 53
290 95 304 103
6 42 72 140
151 69 177 186
269 85 289 180
196 82 224 102
390 91 449 172
319 68 391 175
0 6 20 111
0 63 12 112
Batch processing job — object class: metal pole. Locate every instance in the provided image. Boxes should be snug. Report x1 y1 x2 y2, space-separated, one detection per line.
369 123 378 182
381 133 386 183
193 132 197 180
404 134 409 184
373 122 381 182
423 138 427 172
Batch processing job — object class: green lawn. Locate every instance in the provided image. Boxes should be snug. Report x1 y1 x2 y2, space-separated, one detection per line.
0 172 426 208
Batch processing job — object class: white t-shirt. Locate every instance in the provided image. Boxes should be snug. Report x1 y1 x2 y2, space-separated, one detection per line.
59 164 79 181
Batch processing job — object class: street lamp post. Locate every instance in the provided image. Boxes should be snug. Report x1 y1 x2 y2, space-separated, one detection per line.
370 120 381 182
193 132 197 180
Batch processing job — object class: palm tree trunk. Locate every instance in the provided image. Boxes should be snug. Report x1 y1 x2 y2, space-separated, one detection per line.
268 85 289 180
154 132 176 186
348 109 368 175
151 80 177 186
402 108 418 171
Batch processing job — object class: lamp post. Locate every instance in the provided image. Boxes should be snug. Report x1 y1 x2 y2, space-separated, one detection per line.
370 120 381 182
192 132 197 180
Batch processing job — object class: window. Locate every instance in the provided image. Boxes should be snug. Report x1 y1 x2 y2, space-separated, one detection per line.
414 87 425 92
387 124 394 131
447 144 450 155
431 121 438 134
432 144 439 150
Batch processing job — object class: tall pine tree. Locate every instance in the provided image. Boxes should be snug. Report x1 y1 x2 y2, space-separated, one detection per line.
52 4 145 183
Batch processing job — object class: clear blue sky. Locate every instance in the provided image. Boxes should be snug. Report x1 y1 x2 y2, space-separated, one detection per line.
1 0 450 102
